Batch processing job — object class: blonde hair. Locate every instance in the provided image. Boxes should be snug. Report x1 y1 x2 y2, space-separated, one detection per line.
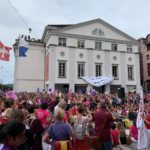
2 108 14 119
54 107 64 121
11 109 25 122
57 100 66 110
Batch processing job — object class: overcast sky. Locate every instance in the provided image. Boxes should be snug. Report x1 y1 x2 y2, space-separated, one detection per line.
0 0 150 84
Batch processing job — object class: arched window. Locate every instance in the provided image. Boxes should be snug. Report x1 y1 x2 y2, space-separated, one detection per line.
92 28 104 36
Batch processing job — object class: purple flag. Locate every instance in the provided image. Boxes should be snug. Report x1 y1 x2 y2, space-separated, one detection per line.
6 91 18 100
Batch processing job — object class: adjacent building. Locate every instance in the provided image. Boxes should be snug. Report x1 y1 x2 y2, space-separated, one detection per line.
138 34 150 93
13 18 141 93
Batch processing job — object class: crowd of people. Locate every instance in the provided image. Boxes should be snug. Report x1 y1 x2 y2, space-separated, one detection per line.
0 89 150 150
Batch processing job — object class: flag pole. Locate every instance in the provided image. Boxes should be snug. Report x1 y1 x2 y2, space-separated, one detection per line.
13 36 20 92
44 43 47 91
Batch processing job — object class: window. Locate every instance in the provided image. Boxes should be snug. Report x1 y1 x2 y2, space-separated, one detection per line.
147 63 150 76
127 47 132 53
58 37 66 46
112 65 119 79
95 64 102 76
78 63 85 78
128 65 134 80
112 43 118 51
147 35 150 43
95 42 102 50
58 61 66 78
92 28 104 36
147 55 150 60
147 44 150 51
77 40 85 48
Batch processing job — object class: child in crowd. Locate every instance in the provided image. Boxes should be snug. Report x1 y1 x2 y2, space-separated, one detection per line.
129 119 138 142
111 122 123 149
117 121 127 145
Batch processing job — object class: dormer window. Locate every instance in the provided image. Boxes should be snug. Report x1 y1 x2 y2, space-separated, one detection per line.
92 28 104 36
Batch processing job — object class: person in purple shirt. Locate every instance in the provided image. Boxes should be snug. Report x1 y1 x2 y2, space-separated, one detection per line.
0 121 25 150
43 107 74 150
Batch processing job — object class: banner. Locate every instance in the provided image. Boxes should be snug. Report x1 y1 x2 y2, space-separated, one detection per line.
81 76 114 87
0 41 11 61
136 88 148 149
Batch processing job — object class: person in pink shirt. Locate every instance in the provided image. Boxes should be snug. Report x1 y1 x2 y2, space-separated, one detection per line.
85 100 90 109
36 102 51 130
129 119 138 142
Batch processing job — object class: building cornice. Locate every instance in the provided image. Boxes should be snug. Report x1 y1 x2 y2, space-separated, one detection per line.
16 79 44 81
49 44 139 54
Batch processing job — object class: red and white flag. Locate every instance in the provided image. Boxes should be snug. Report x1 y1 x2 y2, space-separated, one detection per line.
0 41 12 61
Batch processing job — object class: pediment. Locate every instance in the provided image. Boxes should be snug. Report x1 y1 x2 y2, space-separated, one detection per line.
57 19 137 43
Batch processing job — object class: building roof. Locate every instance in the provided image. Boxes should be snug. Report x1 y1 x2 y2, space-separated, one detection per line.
41 18 138 44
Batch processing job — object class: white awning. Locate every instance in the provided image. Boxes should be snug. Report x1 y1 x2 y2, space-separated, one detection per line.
81 76 114 87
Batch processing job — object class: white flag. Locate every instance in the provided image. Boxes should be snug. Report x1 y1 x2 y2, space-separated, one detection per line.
19 36 29 57
136 87 148 149
136 88 144 128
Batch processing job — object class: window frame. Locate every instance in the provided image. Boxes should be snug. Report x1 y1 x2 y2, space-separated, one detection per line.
147 63 150 76
95 63 102 77
58 37 66 46
128 65 134 80
127 47 132 53
147 55 150 60
111 43 118 51
112 64 119 79
77 62 85 78
95 41 102 50
77 40 85 48
58 61 66 78
147 44 150 51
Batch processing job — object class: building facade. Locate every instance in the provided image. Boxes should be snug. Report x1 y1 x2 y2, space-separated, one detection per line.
138 34 150 93
14 19 141 93
13 40 45 92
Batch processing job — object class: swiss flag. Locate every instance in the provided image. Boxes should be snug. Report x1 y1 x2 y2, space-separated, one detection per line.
0 41 12 61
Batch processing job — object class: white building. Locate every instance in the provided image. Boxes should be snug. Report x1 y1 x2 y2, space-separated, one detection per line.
13 41 45 92
14 18 141 93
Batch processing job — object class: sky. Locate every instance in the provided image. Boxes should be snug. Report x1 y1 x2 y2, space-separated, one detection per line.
0 0 150 84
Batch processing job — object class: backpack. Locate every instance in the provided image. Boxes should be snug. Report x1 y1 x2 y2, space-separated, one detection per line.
74 116 86 140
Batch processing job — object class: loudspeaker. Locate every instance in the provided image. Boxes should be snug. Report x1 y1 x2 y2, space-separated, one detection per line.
117 87 125 98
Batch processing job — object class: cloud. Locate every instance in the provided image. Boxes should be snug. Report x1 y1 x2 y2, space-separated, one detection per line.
1 0 150 83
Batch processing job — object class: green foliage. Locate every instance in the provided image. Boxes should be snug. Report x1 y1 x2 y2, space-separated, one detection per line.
0 84 13 90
